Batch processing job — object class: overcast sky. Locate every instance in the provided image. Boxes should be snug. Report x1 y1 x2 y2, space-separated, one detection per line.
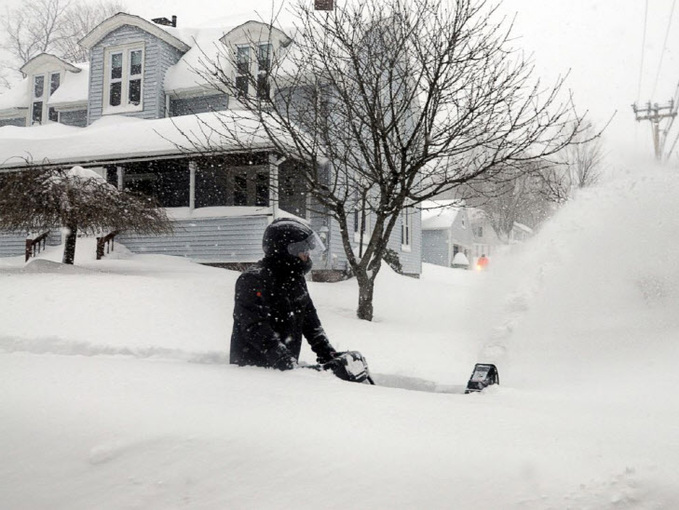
120 0 679 168
5 0 679 168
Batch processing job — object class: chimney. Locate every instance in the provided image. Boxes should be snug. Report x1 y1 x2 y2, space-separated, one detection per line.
314 0 334 9
151 15 177 27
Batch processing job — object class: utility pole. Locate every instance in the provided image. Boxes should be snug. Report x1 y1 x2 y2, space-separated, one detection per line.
631 100 678 160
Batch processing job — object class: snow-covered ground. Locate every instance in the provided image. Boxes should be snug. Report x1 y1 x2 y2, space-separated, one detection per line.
2 166 679 509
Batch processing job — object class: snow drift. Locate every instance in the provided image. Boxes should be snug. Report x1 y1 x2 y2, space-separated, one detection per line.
1 166 679 509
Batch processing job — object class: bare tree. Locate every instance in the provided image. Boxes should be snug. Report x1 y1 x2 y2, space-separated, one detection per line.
0 166 172 265
1 0 125 70
534 124 605 204
190 0 586 320
464 165 553 240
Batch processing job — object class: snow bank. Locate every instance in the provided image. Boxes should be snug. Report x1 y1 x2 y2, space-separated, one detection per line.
2 166 679 508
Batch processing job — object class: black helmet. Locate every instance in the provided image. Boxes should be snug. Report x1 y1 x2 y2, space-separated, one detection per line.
262 218 323 259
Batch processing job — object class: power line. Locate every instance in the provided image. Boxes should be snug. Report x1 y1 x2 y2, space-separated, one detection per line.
637 0 649 103
651 0 677 99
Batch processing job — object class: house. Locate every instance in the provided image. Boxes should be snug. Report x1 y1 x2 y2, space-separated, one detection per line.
467 207 503 261
420 200 473 268
0 12 422 278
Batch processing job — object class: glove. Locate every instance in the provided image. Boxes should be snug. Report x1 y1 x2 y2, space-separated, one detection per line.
323 351 371 383
273 353 298 371
316 349 337 365
266 342 298 371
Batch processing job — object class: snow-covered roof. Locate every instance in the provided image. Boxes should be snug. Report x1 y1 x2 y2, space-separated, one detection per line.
49 63 89 108
421 199 465 230
79 12 191 52
0 84 29 117
164 21 293 96
0 111 285 170
512 222 533 234
0 61 88 115
20 53 80 76
164 27 229 95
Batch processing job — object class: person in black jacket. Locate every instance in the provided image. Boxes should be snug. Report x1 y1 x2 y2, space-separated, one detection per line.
230 218 337 370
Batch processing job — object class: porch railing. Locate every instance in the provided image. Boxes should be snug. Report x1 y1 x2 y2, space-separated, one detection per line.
25 232 50 262
96 231 120 260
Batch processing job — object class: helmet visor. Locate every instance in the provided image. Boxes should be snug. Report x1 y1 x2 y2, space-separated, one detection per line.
287 231 325 258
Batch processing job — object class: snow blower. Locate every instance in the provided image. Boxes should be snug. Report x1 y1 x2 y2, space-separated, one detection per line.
323 351 375 385
465 363 499 393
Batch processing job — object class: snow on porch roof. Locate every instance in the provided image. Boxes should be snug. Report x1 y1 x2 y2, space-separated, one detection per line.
0 111 286 170
421 199 465 230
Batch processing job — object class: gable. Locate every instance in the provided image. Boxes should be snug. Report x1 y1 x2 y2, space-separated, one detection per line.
20 53 81 76
219 21 292 48
80 12 190 53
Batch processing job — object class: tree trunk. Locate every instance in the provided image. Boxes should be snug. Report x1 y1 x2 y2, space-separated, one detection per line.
62 225 77 265
356 270 375 321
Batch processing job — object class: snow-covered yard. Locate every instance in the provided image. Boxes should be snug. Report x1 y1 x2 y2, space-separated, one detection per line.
1 166 679 509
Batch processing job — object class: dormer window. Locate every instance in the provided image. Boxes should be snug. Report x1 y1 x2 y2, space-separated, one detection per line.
235 46 250 97
257 43 271 73
104 44 144 112
257 43 272 100
234 43 272 100
31 72 61 125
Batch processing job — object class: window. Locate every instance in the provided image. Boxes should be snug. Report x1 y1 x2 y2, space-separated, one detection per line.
401 209 412 251
235 46 250 97
257 74 270 100
48 73 60 121
105 45 144 112
31 72 62 125
32 75 44 124
258 43 271 72
255 173 269 206
195 161 270 208
234 173 248 206
257 43 272 100
235 76 249 98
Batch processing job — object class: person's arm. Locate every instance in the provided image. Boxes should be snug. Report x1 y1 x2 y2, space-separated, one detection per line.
234 273 297 369
301 295 337 364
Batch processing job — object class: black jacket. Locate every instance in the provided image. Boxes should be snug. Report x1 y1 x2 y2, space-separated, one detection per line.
229 256 336 369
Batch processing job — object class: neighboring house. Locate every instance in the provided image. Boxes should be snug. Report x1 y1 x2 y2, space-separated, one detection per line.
467 207 503 261
509 222 533 243
0 12 421 278
420 200 473 268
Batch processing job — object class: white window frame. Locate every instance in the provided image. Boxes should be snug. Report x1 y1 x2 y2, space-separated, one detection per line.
103 44 145 114
30 71 61 125
256 43 272 100
235 45 251 98
401 209 412 252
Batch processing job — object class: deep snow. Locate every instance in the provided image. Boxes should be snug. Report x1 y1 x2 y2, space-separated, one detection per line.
1 166 679 509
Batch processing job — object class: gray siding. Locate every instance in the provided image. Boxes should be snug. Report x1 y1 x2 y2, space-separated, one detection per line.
387 207 422 276
308 208 422 276
0 117 27 127
422 229 449 266
170 94 229 116
88 25 185 124
60 109 88 127
0 230 61 259
0 232 26 258
118 215 269 263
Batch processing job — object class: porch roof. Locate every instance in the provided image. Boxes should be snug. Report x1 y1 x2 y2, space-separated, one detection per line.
0 110 285 170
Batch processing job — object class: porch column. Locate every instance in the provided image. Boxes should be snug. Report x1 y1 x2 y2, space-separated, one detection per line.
269 154 280 220
116 166 124 190
189 160 196 211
